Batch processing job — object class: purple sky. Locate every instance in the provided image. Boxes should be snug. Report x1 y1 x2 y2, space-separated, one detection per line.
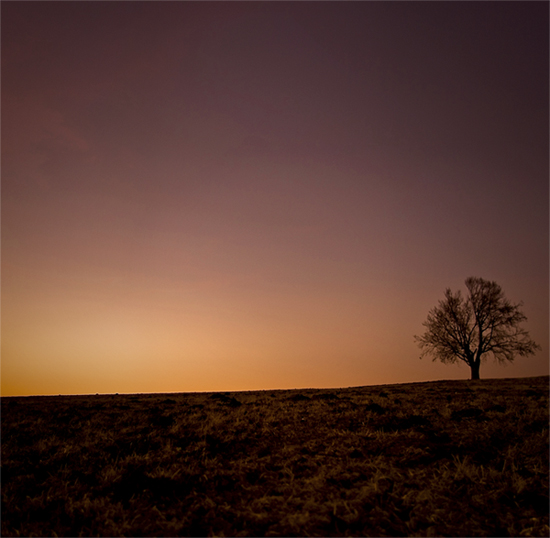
2 2 548 395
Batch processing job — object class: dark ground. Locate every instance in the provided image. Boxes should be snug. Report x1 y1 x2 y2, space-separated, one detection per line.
2 376 548 536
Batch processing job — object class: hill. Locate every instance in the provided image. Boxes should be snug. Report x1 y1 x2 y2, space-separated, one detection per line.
2 376 548 536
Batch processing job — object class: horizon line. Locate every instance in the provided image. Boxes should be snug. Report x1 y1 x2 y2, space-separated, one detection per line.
2 374 548 398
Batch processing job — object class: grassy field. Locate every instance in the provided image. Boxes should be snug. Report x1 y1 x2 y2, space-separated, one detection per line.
2 376 548 537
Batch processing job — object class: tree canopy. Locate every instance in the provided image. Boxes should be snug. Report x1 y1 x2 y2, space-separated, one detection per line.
415 277 540 379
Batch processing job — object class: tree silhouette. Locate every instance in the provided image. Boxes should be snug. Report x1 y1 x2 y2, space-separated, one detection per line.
415 277 540 380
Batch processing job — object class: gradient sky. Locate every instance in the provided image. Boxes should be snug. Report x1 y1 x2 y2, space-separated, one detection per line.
2 2 548 396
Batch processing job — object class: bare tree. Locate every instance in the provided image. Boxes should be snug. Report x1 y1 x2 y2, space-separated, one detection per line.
415 277 540 380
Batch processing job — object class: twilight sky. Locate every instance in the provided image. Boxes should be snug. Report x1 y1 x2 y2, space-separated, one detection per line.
2 2 548 396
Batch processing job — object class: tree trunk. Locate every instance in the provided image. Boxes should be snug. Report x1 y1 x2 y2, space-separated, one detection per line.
470 359 481 380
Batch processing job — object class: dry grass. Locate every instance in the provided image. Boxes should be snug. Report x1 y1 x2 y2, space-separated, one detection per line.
2 376 548 536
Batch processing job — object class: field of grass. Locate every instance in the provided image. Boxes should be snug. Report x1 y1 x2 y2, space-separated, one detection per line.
2 376 548 537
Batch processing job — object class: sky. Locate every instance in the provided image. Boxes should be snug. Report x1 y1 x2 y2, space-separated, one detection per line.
2 1 548 396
